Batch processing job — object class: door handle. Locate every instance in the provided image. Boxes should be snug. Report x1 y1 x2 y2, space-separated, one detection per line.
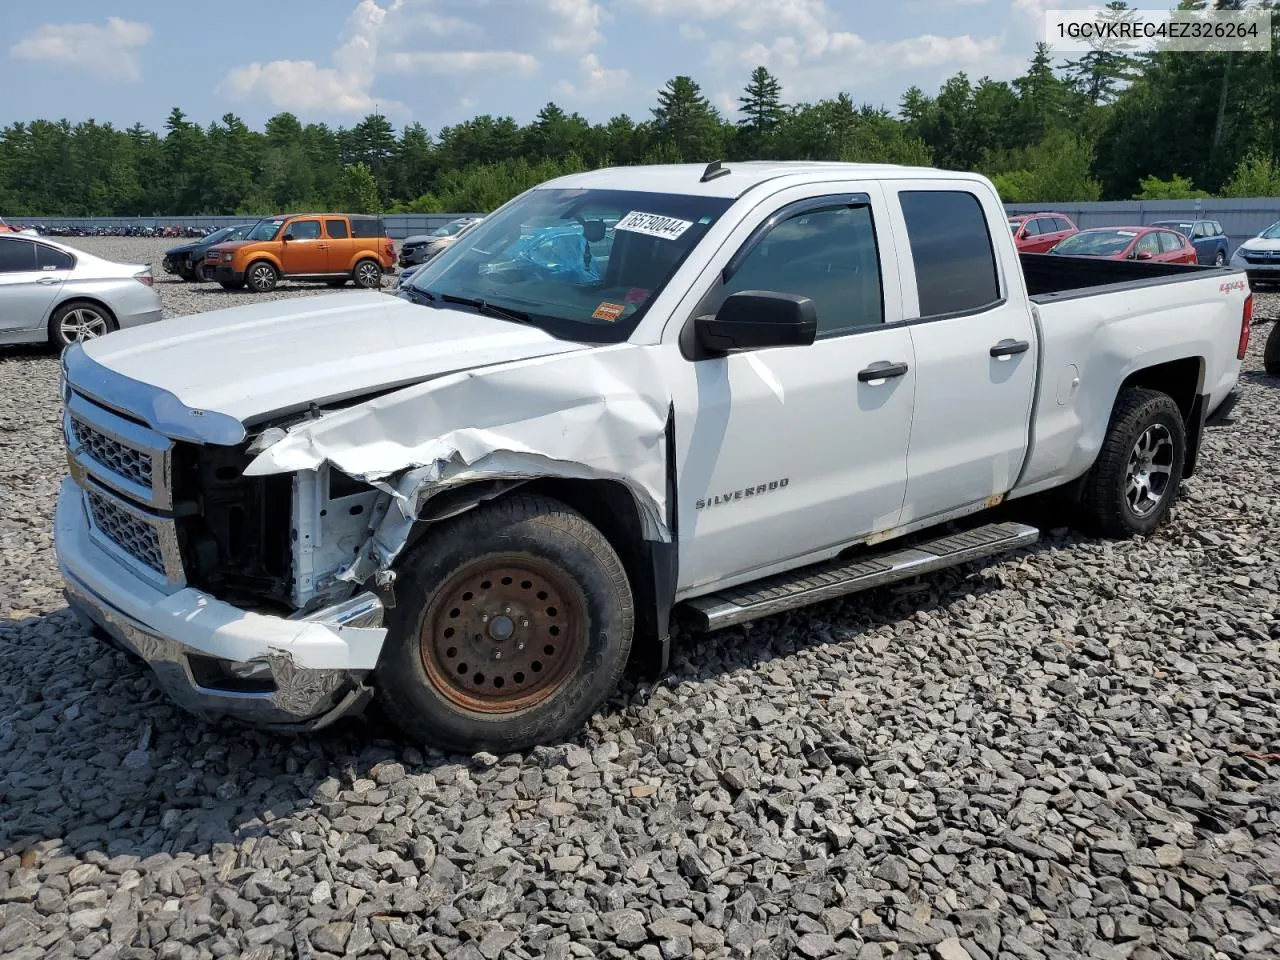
858 361 909 382
990 339 1030 358
37 277 59 285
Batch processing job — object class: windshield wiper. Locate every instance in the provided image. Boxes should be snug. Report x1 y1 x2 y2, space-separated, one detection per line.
440 293 532 325
404 287 437 306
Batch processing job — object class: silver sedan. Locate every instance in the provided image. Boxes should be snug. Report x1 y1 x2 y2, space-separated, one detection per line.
0 234 163 349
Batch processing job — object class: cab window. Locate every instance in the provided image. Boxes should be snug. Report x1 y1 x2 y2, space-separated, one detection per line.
325 219 349 239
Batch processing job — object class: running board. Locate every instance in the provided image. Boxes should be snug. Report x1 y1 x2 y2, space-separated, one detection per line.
684 521 1040 631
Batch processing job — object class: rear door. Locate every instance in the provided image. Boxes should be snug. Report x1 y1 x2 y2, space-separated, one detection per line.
883 182 1038 525
280 217 326 275
323 217 354 273
0 237 64 337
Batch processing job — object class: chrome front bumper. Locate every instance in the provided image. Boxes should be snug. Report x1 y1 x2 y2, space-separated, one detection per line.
63 565 382 731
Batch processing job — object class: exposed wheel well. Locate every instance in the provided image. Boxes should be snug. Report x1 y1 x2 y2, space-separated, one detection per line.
1118 356 1203 422
52 296 118 323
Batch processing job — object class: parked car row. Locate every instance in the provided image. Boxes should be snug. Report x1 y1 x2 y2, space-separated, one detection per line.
398 216 484 268
165 212 399 292
1009 212 1209 265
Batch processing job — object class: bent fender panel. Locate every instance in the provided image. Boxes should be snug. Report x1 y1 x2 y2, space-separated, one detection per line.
243 345 674 583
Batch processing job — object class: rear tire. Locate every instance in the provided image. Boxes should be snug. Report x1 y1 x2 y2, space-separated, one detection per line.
1265 320 1280 375
375 494 634 753
353 258 382 289
1079 387 1186 538
246 260 278 293
1214 250 1226 266
48 301 118 349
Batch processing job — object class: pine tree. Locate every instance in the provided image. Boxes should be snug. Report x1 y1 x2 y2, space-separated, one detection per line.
651 76 723 161
1061 1 1140 104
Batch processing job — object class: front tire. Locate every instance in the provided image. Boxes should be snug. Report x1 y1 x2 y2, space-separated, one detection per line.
246 260 278 292
353 258 382 289
375 495 634 753
1080 387 1186 538
1265 321 1280 375
48 301 117 349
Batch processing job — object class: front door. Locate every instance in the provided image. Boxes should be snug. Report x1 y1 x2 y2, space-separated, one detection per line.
0 237 65 337
672 186 917 593
884 183 1038 525
280 218 326 275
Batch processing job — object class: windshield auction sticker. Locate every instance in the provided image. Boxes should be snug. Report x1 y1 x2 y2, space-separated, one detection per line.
592 302 626 322
615 212 694 241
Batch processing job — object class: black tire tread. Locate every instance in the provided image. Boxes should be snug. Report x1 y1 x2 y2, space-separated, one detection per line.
246 260 278 292
1265 321 1280 375
375 493 633 753
1080 387 1185 539
353 258 382 288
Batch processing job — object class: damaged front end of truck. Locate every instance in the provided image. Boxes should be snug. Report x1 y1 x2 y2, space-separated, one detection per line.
56 341 676 730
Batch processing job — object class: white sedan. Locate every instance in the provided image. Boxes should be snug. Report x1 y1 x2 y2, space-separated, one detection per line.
0 234 163 349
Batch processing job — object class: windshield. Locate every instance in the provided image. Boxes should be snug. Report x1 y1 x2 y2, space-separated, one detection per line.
407 187 734 343
431 220 470 237
246 218 285 242
1050 230 1137 256
205 226 236 244
1259 221 1280 240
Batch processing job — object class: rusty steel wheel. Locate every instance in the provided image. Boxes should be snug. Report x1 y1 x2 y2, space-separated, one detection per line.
419 556 588 714
376 494 634 752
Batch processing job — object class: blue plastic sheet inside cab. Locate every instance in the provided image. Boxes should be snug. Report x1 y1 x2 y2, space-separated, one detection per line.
503 225 601 285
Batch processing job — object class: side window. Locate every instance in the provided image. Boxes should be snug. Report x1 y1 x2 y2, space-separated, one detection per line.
899 190 1001 317
1022 218 1041 236
1156 231 1180 253
1135 233 1161 257
350 217 385 238
288 219 322 240
325 219 349 239
0 238 36 273
1211 222 1223 236
36 244 75 271
1053 218 1071 233
718 203 885 336
1191 223 1206 239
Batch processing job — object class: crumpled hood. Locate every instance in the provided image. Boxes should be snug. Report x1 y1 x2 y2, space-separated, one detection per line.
79 291 592 424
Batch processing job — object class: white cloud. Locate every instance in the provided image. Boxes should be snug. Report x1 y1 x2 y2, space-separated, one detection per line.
679 24 707 40
386 50 540 74
10 17 152 81
555 53 629 99
218 0 404 114
546 0 606 50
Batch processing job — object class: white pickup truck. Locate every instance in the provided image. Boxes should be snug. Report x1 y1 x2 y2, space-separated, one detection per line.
55 161 1250 752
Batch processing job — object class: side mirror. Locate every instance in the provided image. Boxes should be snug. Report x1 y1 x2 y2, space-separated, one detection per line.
695 291 817 354
282 232 294 242
1135 251 1153 260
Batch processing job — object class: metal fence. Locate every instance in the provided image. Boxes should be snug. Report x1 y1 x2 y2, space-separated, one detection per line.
9 197 1280 249
1004 198 1280 256
2 213 484 241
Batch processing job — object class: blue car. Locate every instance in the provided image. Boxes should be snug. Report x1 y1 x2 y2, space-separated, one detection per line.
1149 219 1229 266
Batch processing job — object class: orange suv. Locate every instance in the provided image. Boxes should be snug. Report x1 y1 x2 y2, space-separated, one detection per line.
205 213 397 292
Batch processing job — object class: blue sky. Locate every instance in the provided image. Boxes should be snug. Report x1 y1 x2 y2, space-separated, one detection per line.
2 0 1116 133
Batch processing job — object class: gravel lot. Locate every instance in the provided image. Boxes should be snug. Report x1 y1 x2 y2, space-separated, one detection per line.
2 237 1278 960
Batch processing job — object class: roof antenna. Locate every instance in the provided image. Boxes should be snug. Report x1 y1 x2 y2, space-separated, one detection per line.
700 160 731 183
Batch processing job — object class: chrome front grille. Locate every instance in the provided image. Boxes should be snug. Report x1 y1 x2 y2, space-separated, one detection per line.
70 417 153 489
62 386 184 586
85 488 165 575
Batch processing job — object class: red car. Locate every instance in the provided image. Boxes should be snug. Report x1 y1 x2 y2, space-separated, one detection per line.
0 217 20 234
1047 225 1198 264
1008 212 1078 252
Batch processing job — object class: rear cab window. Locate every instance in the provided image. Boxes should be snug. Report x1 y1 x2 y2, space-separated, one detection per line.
898 189 1001 318
350 217 386 239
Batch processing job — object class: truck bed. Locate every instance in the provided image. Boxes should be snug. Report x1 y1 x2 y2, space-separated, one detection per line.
1019 252 1222 302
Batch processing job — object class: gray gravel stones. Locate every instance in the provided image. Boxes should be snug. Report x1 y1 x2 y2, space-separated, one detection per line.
2 238 1280 958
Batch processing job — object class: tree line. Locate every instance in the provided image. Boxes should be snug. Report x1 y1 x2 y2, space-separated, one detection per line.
3 1 1279 217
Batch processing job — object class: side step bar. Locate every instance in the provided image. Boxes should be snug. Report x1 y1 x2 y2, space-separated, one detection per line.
684 521 1039 631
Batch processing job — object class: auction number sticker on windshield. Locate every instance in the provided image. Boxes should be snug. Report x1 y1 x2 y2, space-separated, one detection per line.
615 211 694 241
592 302 626 322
